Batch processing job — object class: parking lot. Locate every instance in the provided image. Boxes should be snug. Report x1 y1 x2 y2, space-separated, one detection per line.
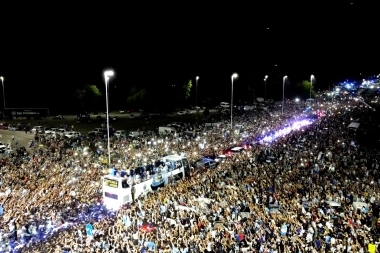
1 109 216 134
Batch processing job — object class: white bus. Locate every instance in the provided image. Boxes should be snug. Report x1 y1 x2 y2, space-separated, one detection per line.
102 155 190 209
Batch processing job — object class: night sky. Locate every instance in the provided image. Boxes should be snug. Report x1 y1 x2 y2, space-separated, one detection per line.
0 2 378 111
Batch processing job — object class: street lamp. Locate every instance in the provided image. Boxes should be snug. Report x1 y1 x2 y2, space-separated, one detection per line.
196 76 199 108
0 77 4 109
282 76 287 115
104 70 114 165
264 75 268 101
231 73 238 129
310 75 314 100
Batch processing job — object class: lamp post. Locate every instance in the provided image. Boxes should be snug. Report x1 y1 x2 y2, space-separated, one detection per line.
231 73 238 129
282 76 287 115
196 76 199 108
264 75 268 101
310 75 314 100
104 70 114 165
0 77 4 110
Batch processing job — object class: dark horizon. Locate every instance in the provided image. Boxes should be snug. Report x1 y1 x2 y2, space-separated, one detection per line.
0 2 379 111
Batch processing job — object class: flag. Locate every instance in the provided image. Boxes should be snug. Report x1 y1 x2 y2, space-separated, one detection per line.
85 223 93 236
138 199 143 209
123 215 131 227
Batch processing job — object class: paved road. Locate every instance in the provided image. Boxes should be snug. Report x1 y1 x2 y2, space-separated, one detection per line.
0 129 35 156
54 109 218 119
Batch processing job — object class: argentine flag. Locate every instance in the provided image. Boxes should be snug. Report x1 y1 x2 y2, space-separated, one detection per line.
138 199 143 209
123 215 131 227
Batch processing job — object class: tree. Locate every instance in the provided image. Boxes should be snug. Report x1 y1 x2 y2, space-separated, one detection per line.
75 84 102 110
126 87 147 104
295 80 316 99
183 80 193 100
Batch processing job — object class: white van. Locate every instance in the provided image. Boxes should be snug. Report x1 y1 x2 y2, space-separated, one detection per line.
159 127 175 136
220 102 230 108
129 131 143 138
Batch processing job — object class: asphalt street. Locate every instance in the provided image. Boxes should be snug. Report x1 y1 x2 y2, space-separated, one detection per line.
0 129 34 155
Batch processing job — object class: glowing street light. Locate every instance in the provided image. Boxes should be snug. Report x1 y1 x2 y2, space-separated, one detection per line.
282 76 287 115
264 75 268 101
104 70 114 164
0 76 4 109
310 75 314 100
231 73 238 129
196 76 199 108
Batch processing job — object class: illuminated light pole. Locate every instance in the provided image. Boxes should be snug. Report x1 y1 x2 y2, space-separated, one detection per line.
310 75 314 100
196 76 199 108
231 73 238 129
264 75 268 101
0 76 5 109
282 75 287 115
104 70 114 165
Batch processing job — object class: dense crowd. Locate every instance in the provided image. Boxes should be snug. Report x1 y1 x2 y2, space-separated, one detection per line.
1 99 380 253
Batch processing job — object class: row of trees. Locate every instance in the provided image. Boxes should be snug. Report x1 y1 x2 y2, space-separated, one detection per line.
74 80 315 111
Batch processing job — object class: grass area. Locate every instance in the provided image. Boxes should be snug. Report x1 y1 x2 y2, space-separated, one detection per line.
1 113 220 134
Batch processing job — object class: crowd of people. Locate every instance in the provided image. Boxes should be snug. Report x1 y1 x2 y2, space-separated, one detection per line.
1 99 380 253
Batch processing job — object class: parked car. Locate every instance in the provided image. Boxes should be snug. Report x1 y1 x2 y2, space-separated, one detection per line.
243 105 255 111
65 131 81 139
77 114 91 123
0 142 7 153
0 123 9 130
167 123 181 130
8 125 18 131
177 111 186 115
194 158 218 172
56 128 68 136
53 115 65 119
31 126 44 133
45 128 58 135
223 146 245 156
129 131 143 138
114 130 126 138
93 128 103 133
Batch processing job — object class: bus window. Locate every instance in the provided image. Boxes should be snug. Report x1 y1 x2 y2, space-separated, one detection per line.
122 180 129 188
105 192 118 200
